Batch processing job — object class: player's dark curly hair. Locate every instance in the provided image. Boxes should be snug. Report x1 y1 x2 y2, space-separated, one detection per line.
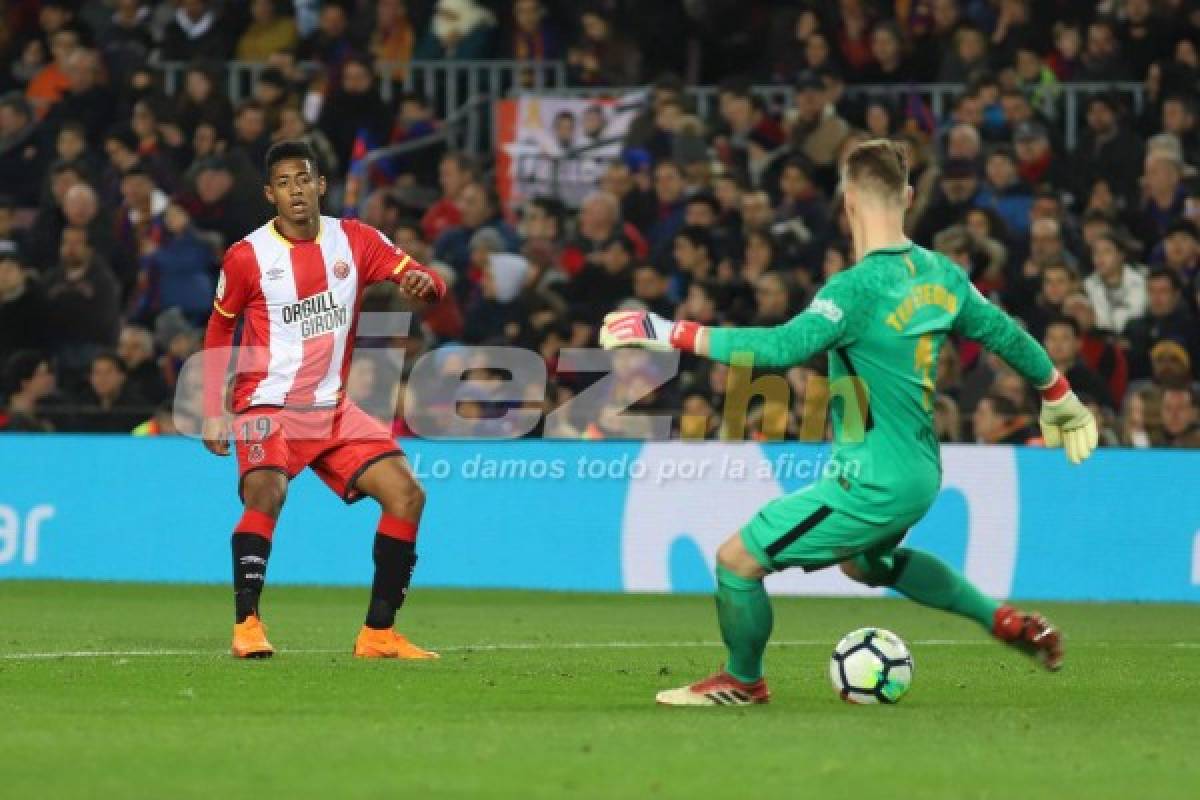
265 140 320 177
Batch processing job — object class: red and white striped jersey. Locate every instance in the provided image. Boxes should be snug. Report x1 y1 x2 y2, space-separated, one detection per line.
212 216 414 411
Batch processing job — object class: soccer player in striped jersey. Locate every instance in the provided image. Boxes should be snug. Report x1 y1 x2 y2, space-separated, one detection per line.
601 139 1097 706
202 141 446 660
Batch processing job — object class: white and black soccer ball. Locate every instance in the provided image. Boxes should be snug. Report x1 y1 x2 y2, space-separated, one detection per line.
829 627 914 704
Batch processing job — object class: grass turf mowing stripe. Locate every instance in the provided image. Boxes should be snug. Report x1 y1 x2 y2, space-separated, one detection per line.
4 639 1199 659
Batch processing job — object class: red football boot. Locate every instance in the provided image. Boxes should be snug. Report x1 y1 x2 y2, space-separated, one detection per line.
992 605 1064 671
656 671 771 707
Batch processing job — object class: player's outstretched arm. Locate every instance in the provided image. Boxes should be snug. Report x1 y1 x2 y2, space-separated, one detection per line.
600 278 852 367
599 309 843 367
953 282 1098 464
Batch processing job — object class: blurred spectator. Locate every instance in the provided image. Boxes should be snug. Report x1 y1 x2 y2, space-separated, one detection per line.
647 160 687 259
1043 316 1113 409
102 0 155 88
181 157 267 249
785 72 851 175
1021 262 1078 342
565 7 638 86
1077 18 1130 82
502 0 563 62
913 158 980 244
298 2 358 69
231 100 271 176
1012 121 1070 196
1136 150 1186 253
175 63 232 139
939 25 989 83
565 234 634 326
237 0 300 62
1083 234 1147 335
160 0 231 63
972 392 1039 444
0 92 48 206
0 247 46 360
1076 94 1144 206
1161 93 1200 167
116 324 168 406
26 26 80 119
433 182 519 277
421 152 473 243
1119 385 1164 447
1160 385 1200 446
561 190 646 277
631 263 673 318
976 147 1033 236
66 350 146 433
415 0 497 62
274 107 339 178
1145 339 1197 393
863 22 913 84
43 49 115 145
1063 291 1129 410
1 351 56 432
130 198 216 326
317 57 392 175
43 226 120 372
1125 268 1200 380
370 0 417 79
29 166 104 275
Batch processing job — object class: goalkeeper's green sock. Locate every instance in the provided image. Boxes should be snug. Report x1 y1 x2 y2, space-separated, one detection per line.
715 565 773 683
890 547 1000 629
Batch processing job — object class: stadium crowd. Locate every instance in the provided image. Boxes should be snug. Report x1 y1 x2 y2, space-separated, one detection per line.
1 0 1199 448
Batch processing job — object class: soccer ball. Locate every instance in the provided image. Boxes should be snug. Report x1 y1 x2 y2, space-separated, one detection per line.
829 627 914 704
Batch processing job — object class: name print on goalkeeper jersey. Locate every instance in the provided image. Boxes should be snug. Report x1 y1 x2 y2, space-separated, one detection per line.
707 242 1055 515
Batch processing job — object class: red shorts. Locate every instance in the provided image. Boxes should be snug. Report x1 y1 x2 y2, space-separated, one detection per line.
234 401 403 503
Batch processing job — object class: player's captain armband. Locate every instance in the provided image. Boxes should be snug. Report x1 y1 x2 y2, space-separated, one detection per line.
810 297 844 323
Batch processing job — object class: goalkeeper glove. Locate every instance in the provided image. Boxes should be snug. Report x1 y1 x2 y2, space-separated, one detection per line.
599 310 702 353
1038 373 1099 465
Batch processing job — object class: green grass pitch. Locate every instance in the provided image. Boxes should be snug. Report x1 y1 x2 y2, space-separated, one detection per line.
1 581 1197 799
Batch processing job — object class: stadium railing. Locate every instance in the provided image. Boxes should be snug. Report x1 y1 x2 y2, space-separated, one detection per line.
521 81 1148 152
156 58 1145 156
158 59 569 109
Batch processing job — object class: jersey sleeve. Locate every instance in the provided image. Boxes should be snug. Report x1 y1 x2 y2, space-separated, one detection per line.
952 269 1055 386
707 274 858 367
212 241 257 320
347 219 412 284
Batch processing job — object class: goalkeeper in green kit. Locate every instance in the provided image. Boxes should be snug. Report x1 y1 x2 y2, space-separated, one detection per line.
600 139 1098 707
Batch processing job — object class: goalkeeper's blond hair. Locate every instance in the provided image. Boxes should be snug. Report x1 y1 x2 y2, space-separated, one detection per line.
842 139 910 203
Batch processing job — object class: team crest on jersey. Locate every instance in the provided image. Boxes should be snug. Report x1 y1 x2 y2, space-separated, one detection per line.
215 270 226 300
333 260 350 280
247 443 265 464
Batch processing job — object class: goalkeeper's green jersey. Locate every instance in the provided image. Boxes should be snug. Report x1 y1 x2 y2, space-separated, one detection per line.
707 242 1055 516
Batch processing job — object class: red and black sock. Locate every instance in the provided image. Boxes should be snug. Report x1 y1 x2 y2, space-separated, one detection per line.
232 510 276 623
365 514 418 630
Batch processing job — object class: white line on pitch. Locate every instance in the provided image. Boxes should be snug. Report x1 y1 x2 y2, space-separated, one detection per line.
1 639 1198 660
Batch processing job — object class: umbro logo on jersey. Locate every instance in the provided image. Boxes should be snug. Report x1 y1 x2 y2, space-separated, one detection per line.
266 268 286 280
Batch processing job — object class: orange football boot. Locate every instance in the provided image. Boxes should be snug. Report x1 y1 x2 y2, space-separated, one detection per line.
231 614 275 659
353 626 440 659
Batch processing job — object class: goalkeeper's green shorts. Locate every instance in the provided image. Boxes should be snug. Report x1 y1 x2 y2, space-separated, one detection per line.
739 476 932 573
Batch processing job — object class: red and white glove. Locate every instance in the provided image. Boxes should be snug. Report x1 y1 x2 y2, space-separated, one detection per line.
1038 372 1099 465
599 311 701 353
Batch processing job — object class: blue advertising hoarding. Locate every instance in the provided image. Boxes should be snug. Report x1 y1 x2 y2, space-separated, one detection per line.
1 437 1197 602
